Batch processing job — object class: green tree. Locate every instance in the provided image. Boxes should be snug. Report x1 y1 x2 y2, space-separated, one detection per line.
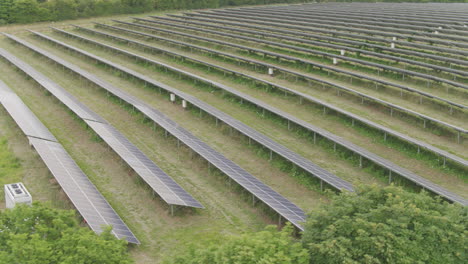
9 0 50 23
302 185 467 264
46 0 79 21
0 202 133 264
0 0 15 23
166 224 309 264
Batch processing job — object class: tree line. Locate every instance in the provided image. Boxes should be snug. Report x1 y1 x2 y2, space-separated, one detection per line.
1 185 466 263
166 185 467 264
0 0 308 25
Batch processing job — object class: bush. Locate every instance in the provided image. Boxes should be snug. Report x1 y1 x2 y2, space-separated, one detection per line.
302 185 467 264
0 202 133 264
0 0 312 25
166 224 309 264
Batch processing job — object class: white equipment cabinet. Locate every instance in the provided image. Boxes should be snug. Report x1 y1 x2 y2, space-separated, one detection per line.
4 182 32 208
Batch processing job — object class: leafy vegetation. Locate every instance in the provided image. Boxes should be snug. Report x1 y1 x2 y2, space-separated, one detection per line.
0 0 309 25
165 223 309 264
302 185 467 264
0 202 133 264
167 185 467 264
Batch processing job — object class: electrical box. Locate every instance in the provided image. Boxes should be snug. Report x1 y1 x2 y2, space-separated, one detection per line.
5 183 32 209
268 68 274 75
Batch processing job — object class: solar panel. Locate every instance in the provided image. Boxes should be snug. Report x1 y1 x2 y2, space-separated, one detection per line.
230 8 466 36
168 12 467 75
24 31 309 230
29 137 140 244
145 15 468 90
184 10 468 49
0 48 105 123
40 28 354 193
30 29 468 207
126 18 466 109
0 44 203 209
91 22 466 129
0 80 57 142
243 6 468 56
202 9 468 44
85 120 203 208
0 80 138 244
73 25 467 169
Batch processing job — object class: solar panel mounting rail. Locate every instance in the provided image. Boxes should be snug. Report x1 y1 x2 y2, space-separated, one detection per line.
33 28 467 206
0 78 139 244
190 10 468 48
16 31 311 231
160 14 468 89
90 22 467 126
68 25 467 167
0 37 203 210
170 12 468 69
127 18 467 110
205 9 468 40
240 6 468 56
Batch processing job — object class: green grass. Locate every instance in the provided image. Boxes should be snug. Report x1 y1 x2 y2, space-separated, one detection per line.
69 31 467 177
0 137 23 201
41 29 466 193
132 23 467 114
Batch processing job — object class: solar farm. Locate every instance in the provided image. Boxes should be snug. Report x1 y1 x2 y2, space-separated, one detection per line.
0 2 467 262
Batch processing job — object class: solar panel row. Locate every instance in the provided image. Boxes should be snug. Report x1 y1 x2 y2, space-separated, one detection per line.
196 9 468 48
37 28 354 192
203 9 468 42
234 7 468 33
228 10 468 65
232 8 466 34
89 23 466 135
0 41 203 209
0 80 57 142
255 4 468 25
29 137 140 244
152 14 468 90
127 18 466 110
172 12 468 71
0 79 139 244
34 28 468 206
23 31 309 230
69 25 467 169
243 6 468 56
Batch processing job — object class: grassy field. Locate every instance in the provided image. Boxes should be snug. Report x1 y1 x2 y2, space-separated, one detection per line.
0 7 467 264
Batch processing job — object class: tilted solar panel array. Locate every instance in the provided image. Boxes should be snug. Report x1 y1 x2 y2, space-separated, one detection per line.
89 23 465 131
231 8 465 34
85 120 203 208
20 31 310 230
196 10 468 44
169 12 467 76
0 79 139 244
0 80 57 142
127 18 467 110
29 137 140 244
243 5 468 56
69 25 467 169
194 9 468 48
38 28 353 192
0 43 203 209
34 28 468 206
146 15 468 90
